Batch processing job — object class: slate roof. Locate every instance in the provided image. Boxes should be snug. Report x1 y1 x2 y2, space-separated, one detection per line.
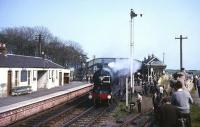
142 55 166 67
0 54 64 69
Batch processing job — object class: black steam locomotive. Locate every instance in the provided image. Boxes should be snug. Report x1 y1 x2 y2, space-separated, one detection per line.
88 65 114 105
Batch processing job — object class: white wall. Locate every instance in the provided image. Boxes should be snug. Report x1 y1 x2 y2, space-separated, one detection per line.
0 68 8 97
12 68 38 91
31 70 38 91
46 69 64 88
0 68 70 97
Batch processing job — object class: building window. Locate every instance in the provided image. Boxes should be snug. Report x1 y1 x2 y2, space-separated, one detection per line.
21 70 27 82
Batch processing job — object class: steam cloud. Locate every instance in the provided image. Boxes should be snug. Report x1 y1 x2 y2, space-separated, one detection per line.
108 59 142 76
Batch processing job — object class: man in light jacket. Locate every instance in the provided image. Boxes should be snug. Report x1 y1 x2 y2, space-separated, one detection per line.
171 80 193 127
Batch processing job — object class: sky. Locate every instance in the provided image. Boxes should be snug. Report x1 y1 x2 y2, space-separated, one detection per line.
0 0 199 70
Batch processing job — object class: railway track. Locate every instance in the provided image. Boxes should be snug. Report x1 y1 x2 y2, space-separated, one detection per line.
9 94 155 127
63 87 120 127
8 93 93 127
8 93 120 127
64 101 117 127
120 110 154 127
39 100 93 127
9 85 125 127
64 94 155 127
64 106 106 127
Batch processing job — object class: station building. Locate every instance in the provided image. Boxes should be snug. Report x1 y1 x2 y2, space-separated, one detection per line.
141 54 167 82
0 43 70 97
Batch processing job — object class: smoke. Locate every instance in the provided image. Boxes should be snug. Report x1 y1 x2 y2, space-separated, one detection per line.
108 59 142 76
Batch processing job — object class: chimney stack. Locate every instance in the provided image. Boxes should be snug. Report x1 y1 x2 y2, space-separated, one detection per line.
0 42 7 55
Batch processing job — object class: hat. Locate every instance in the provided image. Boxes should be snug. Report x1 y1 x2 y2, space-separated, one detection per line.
177 72 185 77
170 79 177 88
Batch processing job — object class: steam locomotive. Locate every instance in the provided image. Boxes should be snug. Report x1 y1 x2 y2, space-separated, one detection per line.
88 65 114 105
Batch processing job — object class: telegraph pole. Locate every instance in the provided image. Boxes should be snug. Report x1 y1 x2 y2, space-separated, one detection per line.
35 34 43 57
175 35 187 70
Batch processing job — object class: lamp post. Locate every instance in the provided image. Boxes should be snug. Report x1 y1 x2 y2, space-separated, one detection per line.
130 9 142 101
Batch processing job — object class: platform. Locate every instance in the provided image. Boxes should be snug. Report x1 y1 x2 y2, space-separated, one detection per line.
0 81 88 107
0 81 93 126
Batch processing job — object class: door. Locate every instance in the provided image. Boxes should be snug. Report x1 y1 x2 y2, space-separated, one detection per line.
64 73 69 84
7 70 12 96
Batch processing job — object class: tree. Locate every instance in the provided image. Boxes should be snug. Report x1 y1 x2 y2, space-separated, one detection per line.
0 26 88 80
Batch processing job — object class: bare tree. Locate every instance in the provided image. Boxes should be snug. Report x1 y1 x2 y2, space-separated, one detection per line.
0 26 88 80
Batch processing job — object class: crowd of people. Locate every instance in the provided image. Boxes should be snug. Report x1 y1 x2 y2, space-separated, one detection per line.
134 68 197 127
153 69 194 127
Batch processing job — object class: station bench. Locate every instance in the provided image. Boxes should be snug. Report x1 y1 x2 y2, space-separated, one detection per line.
12 86 32 96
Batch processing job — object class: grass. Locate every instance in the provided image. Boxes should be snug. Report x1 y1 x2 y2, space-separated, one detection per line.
191 104 200 127
190 87 200 127
113 97 200 126
112 102 133 120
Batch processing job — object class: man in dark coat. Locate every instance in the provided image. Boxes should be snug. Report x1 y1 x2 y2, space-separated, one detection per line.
159 97 179 127
152 92 161 120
